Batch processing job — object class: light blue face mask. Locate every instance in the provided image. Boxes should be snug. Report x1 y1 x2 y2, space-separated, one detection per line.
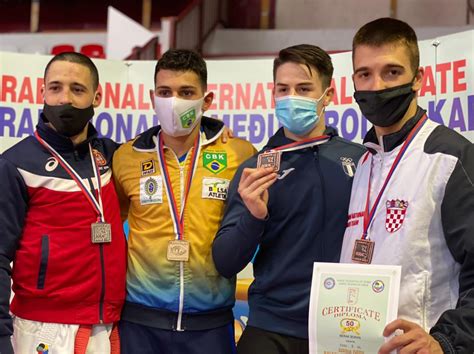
275 91 327 136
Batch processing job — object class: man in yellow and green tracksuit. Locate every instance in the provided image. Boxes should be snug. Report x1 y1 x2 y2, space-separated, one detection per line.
113 48 256 354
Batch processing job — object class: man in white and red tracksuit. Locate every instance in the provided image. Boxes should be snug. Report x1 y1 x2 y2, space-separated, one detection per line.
340 18 474 353
0 52 126 354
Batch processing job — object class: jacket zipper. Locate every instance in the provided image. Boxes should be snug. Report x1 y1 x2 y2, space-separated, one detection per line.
176 160 185 331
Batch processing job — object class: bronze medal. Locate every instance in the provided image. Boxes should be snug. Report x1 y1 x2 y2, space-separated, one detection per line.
167 240 190 262
91 222 112 244
351 239 375 264
257 151 281 172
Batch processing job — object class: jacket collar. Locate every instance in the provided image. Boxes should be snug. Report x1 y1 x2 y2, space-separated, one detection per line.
36 113 98 153
264 126 338 150
132 116 225 152
363 106 426 153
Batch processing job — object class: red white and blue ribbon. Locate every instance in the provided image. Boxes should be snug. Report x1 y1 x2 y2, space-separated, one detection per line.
361 115 428 239
156 131 201 240
272 134 331 153
34 131 105 222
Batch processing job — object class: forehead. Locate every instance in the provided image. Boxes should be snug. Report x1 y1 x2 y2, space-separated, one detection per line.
155 69 202 88
275 62 322 85
45 61 93 86
353 43 412 72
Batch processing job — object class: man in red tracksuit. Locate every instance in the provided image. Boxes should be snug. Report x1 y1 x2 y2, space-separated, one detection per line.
0 52 126 354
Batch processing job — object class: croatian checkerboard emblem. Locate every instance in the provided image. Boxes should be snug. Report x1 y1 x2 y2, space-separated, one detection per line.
385 199 408 233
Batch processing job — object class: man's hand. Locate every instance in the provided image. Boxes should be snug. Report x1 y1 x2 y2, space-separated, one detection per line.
238 167 277 220
378 319 443 354
220 126 234 143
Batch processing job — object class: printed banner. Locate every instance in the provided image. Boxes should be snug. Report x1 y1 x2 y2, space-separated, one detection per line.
1 30 473 154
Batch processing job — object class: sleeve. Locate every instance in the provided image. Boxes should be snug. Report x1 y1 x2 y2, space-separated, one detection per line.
112 150 130 222
430 143 474 353
0 157 28 354
212 164 267 279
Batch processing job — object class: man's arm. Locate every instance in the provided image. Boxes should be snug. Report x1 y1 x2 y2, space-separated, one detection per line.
212 165 277 278
0 157 28 354
430 141 474 353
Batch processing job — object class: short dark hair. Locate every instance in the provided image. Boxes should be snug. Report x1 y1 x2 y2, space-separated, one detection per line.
44 52 99 90
154 49 207 89
352 17 419 75
273 44 334 88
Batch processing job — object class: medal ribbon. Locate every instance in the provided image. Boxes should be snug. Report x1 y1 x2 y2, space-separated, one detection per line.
271 134 330 153
34 131 105 222
156 131 201 240
361 115 428 239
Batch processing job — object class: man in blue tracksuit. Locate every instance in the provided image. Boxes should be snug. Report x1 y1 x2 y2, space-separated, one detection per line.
212 44 366 354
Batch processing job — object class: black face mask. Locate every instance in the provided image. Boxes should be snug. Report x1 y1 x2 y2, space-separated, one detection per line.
43 103 94 137
353 82 416 127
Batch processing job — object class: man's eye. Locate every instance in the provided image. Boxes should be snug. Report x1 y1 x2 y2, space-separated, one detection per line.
157 90 171 97
181 90 194 97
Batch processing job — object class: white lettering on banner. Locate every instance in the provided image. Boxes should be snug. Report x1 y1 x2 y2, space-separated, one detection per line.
1 29 473 153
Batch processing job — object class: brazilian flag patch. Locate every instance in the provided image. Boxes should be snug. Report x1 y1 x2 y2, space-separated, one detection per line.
203 151 228 174
180 107 196 128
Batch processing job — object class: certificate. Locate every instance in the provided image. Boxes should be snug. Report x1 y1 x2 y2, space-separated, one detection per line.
309 262 401 354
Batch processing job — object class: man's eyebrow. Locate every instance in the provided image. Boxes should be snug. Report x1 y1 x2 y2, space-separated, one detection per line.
275 81 314 86
353 66 369 75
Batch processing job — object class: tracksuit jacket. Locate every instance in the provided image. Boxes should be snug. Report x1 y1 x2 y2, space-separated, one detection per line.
0 116 126 352
113 117 256 331
213 126 366 338
340 107 474 353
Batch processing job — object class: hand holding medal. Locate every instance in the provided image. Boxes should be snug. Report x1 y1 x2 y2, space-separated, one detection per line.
238 160 278 220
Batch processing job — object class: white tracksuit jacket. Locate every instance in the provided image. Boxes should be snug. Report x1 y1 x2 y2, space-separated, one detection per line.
340 107 474 353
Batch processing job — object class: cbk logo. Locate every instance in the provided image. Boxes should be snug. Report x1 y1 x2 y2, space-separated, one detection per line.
203 151 227 174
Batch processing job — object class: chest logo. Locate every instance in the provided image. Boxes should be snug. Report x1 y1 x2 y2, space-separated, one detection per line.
141 159 156 176
385 199 408 233
45 157 58 172
92 149 107 167
140 176 163 205
202 177 230 200
203 151 227 174
340 157 356 177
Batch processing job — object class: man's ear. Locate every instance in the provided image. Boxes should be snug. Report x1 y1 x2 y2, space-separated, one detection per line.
323 87 334 107
412 67 424 92
202 92 214 112
41 84 46 102
93 90 102 108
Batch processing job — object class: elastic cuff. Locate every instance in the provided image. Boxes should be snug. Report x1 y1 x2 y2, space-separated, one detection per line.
431 331 456 354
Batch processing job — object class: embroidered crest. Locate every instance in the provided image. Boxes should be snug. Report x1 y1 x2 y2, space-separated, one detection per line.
340 157 356 177
92 149 107 167
140 176 163 205
203 151 228 174
385 199 408 233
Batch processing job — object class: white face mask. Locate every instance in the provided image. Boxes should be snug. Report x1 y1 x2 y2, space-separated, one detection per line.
154 96 205 137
